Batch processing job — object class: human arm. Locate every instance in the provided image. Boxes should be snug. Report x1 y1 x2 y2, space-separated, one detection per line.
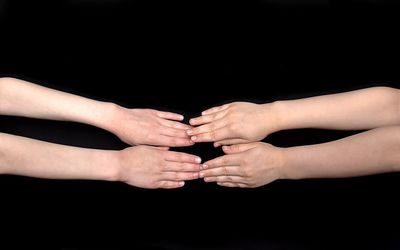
189 87 400 146
0 77 193 146
0 132 201 189
199 126 400 187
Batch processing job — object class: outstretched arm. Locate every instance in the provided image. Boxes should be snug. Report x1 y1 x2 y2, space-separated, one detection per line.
189 87 400 146
199 126 400 188
0 132 201 189
0 77 193 146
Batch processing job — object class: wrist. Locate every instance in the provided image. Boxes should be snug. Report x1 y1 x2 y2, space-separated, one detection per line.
102 150 123 182
95 102 124 133
261 101 284 134
280 147 307 180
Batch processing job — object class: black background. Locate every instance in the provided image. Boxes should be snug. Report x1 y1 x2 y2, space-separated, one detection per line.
1 0 400 249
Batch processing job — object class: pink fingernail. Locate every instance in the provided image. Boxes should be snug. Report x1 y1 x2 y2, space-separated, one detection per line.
187 130 193 135
199 172 205 178
202 164 208 169
195 157 202 163
191 136 197 141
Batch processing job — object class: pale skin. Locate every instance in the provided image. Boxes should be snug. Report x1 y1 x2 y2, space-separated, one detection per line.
188 87 400 146
191 87 400 187
0 77 194 147
0 77 201 188
200 127 400 187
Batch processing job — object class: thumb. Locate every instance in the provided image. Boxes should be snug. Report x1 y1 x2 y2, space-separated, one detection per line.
222 142 258 154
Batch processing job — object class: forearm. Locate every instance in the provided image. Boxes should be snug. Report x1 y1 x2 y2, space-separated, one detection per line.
0 77 115 129
0 132 119 181
283 126 400 179
272 87 400 130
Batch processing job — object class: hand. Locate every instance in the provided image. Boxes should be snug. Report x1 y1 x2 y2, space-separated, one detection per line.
188 102 279 147
199 142 285 188
107 106 194 147
117 146 202 189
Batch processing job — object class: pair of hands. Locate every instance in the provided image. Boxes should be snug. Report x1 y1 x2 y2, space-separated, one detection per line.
107 103 284 188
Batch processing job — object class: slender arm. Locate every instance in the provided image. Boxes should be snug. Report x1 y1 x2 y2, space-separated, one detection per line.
283 126 400 179
0 77 193 146
274 87 400 131
0 77 113 129
0 132 118 180
0 132 201 188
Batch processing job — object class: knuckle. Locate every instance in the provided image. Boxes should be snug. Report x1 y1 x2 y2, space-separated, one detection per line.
221 157 229 165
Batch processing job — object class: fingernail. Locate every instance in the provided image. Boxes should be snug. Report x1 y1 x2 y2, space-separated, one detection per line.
195 157 202 163
189 119 194 124
202 164 208 169
194 173 199 179
199 172 205 178
179 181 185 186
187 130 193 135
178 115 184 120
204 177 210 182
191 136 197 141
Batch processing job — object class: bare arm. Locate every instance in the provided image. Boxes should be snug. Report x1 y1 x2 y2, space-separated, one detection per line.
283 126 400 180
0 77 193 146
0 77 111 127
0 132 201 189
275 87 400 131
199 126 400 188
189 87 400 146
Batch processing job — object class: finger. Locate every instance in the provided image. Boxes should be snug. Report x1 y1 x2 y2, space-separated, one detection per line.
189 111 227 126
164 151 202 164
164 162 201 172
157 135 194 147
190 126 232 143
160 127 190 138
154 146 169 151
161 119 192 130
158 181 185 189
202 154 242 169
199 166 242 178
214 139 249 147
161 172 199 181
201 104 230 115
217 182 249 188
222 143 259 154
187 119 227 136
156 111 184 121
203 176 245 183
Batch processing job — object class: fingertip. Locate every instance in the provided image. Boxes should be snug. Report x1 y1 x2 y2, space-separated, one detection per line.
195 157 202 163
213 142 220 147
179 181 185 187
